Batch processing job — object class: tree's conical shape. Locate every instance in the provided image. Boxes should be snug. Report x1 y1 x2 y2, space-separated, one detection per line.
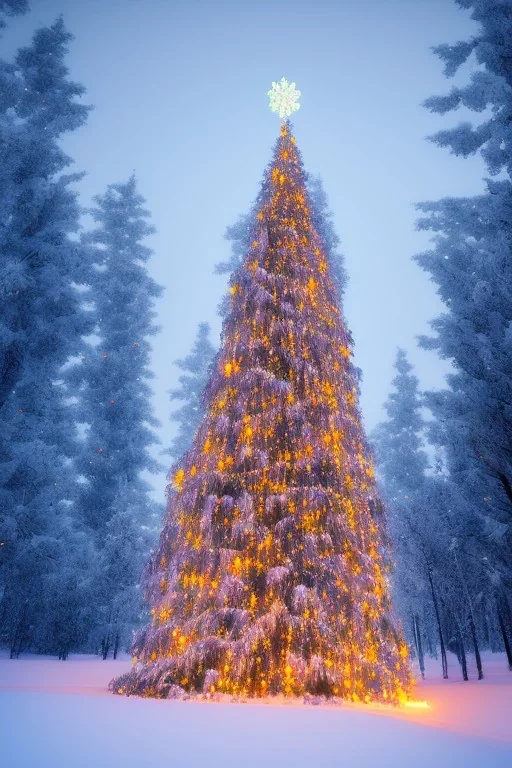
112 122 412 703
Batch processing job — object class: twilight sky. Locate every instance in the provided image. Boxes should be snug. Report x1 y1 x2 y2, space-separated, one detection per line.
3 0 485 499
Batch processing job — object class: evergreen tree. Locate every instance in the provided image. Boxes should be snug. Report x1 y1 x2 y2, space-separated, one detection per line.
216 175 346 303
416 0 512 584
374 351 497 680
306 174 347 300
68 176 164 652
112 122 411 703
373 351 449 678
0 19 93 655
167 322 217 464
97 479 161 660
0 1 29 33
373 350 429 500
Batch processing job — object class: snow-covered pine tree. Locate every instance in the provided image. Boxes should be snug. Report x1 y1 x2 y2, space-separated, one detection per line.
97 479 161 660
166 322 217 464
374 351 495 680
373 350 429 501
0 18 93 656
68 176 164 654
415 0 512 628
0 0 29 33
373 351 447 678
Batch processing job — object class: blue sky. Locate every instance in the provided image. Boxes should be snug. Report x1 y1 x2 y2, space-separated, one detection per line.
3 0 484 498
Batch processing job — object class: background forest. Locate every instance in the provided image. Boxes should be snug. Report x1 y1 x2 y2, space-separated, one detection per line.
0 0 511 684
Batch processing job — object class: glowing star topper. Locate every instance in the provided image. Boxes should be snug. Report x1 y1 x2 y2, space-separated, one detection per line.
267 77 301 120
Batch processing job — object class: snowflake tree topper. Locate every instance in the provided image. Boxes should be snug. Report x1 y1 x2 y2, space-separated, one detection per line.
267 78 301 120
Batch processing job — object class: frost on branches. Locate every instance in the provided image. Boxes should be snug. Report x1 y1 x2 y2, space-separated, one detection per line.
111 123 412 704
418 0 512 564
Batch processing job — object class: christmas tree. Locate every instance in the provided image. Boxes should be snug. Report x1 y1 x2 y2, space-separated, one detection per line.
112 80 412 704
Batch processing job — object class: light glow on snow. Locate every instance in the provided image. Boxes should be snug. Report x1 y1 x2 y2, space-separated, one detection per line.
403 699 430 710
1 653 511 768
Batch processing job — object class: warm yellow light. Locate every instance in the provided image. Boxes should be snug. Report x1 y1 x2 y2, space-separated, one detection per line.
173 468 185 490
403 700 430 710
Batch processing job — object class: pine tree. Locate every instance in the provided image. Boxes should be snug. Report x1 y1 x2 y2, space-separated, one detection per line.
0 19 93 655
72 176 163 533
97 479 161 660
417 0 512 569
68 176 164 652
373 350 429 501
306 174 347 300
167 322 217 464
374 352 495 680
0 1 29 33
112 122 411 703
373 351 449 679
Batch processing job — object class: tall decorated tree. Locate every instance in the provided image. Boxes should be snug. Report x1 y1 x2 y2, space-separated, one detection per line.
113 81 411 703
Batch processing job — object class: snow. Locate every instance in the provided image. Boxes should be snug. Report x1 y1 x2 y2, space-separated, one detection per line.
1 651 511 767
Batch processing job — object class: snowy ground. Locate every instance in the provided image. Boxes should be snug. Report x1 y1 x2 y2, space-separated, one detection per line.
0 651 511 767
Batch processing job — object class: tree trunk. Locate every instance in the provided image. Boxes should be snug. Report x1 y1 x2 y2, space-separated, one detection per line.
10 601 28 660
428 568 448 679
102 631 111 661
481 606 490 647
497 603 512 671
468 612 483 680
0 346 21 410
412 615 419 660
414 614 425 679
503 593 512 635
453 552 483 680
113 632 120 660
455 620 468 681
426 629 434 658
497 471 512 510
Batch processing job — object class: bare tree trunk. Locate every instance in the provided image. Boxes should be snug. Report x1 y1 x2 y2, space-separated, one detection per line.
0 346 21 410
497 471 512 510
469 612 483 680
453 552 483 680
481 605 490 647
414 614 425 678
503 594 512 635
412 615 419 660
426 629 434 657
102 630 111 661
497 602 512 671
113 632 120 660
428 568 448 679
455 619 468 681
10 601 29 659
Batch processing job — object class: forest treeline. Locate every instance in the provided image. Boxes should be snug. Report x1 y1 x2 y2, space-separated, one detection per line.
0 5 163 659
0 0 511 677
